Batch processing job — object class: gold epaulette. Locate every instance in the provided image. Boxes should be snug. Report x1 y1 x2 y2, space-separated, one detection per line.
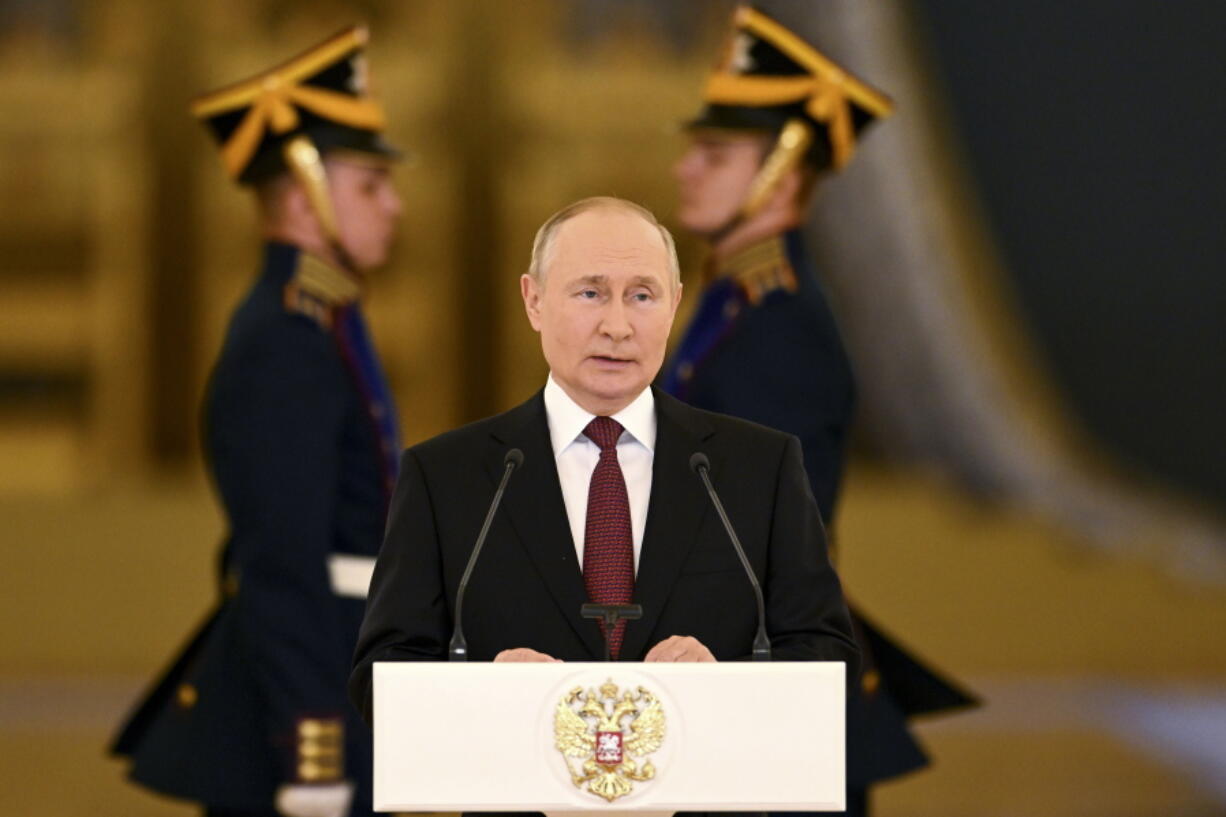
720 236 798 305
282 253 360 330
295 717 344 782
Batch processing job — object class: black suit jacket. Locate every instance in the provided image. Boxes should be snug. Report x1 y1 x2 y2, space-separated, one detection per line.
350 387 858 722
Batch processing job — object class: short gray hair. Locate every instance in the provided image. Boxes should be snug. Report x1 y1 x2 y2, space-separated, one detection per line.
527 196 681 290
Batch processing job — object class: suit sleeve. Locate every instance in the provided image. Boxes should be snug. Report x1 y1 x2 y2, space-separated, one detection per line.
349 447 450 725
764 435 861 681
208 319 348 778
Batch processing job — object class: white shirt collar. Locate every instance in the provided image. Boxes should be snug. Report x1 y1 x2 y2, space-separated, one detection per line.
544 374 656 456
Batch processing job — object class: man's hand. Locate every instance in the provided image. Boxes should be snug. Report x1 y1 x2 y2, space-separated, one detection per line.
644 635 716 662
494 647 562 662
275 782 353 817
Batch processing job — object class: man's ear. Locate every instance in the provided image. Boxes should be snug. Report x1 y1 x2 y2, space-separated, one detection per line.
521 274 543 332
284 182 319 232
257 175 325 251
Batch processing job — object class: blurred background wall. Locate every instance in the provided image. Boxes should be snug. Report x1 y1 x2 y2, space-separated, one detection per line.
1 1 1223 815
918 0 1226 510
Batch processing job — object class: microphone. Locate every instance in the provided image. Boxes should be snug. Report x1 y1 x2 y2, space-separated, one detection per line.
690 452 771 661
449 448 524 661
580 603 643 663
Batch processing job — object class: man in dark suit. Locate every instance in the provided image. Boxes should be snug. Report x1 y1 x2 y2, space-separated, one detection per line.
662 6 976 815
350 197 858 724
112 26 403 817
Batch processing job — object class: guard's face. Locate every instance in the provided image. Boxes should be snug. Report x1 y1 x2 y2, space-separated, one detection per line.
673 132 769 236
522 208 682 416
328 158 403 271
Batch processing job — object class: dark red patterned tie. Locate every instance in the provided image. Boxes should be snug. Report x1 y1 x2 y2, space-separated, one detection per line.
582 416 635 659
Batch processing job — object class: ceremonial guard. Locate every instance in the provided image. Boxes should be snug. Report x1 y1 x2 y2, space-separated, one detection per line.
112 27 403 817
663 6 975 815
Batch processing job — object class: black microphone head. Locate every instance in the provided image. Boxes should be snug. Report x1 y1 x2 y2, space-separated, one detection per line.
689 452 710 473
504 448 524 468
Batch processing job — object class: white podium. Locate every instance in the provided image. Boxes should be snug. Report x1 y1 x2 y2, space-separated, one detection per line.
372 661 845 813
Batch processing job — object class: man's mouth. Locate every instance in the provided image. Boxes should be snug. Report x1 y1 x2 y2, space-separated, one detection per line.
589 355 633 366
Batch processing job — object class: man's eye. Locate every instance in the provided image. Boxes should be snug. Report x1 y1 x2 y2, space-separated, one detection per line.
632 291 654 302
578 289 599 299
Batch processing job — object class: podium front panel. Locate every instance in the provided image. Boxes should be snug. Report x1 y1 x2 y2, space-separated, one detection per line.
373 662 844 812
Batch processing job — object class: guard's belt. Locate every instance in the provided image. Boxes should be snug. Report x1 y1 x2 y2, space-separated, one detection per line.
328 553 376 599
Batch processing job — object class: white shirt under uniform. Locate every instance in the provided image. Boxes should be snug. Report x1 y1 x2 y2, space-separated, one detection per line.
543 374 655 574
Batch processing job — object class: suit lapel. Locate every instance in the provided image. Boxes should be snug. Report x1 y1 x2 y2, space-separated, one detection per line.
486 391 604 659
621 389 717 660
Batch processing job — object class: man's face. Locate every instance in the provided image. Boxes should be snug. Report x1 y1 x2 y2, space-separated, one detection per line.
521 208 682 415
328 158 403 271
673 132 769 235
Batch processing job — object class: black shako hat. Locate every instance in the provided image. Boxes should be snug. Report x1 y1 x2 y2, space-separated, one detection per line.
191 25 399 185
688 4 893 172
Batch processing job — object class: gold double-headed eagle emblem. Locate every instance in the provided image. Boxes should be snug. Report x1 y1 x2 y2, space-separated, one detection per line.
554 680 666 802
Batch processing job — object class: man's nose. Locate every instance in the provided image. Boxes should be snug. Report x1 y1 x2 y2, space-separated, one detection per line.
599 298 633 341
383 183 404 218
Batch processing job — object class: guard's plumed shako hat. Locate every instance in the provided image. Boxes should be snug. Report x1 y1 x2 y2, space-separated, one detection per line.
690 5 893 171
191 25 398 185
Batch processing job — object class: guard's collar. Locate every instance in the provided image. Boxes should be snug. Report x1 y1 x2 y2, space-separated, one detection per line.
710 234 797 305
293 251 361 306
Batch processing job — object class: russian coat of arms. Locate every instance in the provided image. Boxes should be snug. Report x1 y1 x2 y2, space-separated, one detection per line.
553 680 666 802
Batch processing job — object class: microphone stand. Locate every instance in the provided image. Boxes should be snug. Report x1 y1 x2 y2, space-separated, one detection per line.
448 448 523 661
691 453 772 661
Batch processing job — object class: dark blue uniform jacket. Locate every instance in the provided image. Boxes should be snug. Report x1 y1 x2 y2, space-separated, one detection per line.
112 243 398 816
662 230 975 791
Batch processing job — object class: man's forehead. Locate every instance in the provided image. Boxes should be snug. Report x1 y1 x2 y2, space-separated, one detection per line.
550 244 670 284
325 152 394 178
538 205 674 288
553 209 665 256
568 272 666 287
686 128 770 148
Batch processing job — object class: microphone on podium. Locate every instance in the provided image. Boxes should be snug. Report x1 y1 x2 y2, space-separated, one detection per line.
690 452 772 661
449 448 524 662
580 603 642 662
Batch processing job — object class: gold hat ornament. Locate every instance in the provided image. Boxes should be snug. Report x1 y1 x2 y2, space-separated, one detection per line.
687 5 894 216
191 26 400 258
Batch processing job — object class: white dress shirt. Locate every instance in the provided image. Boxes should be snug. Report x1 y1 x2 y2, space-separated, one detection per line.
543 375 655 574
